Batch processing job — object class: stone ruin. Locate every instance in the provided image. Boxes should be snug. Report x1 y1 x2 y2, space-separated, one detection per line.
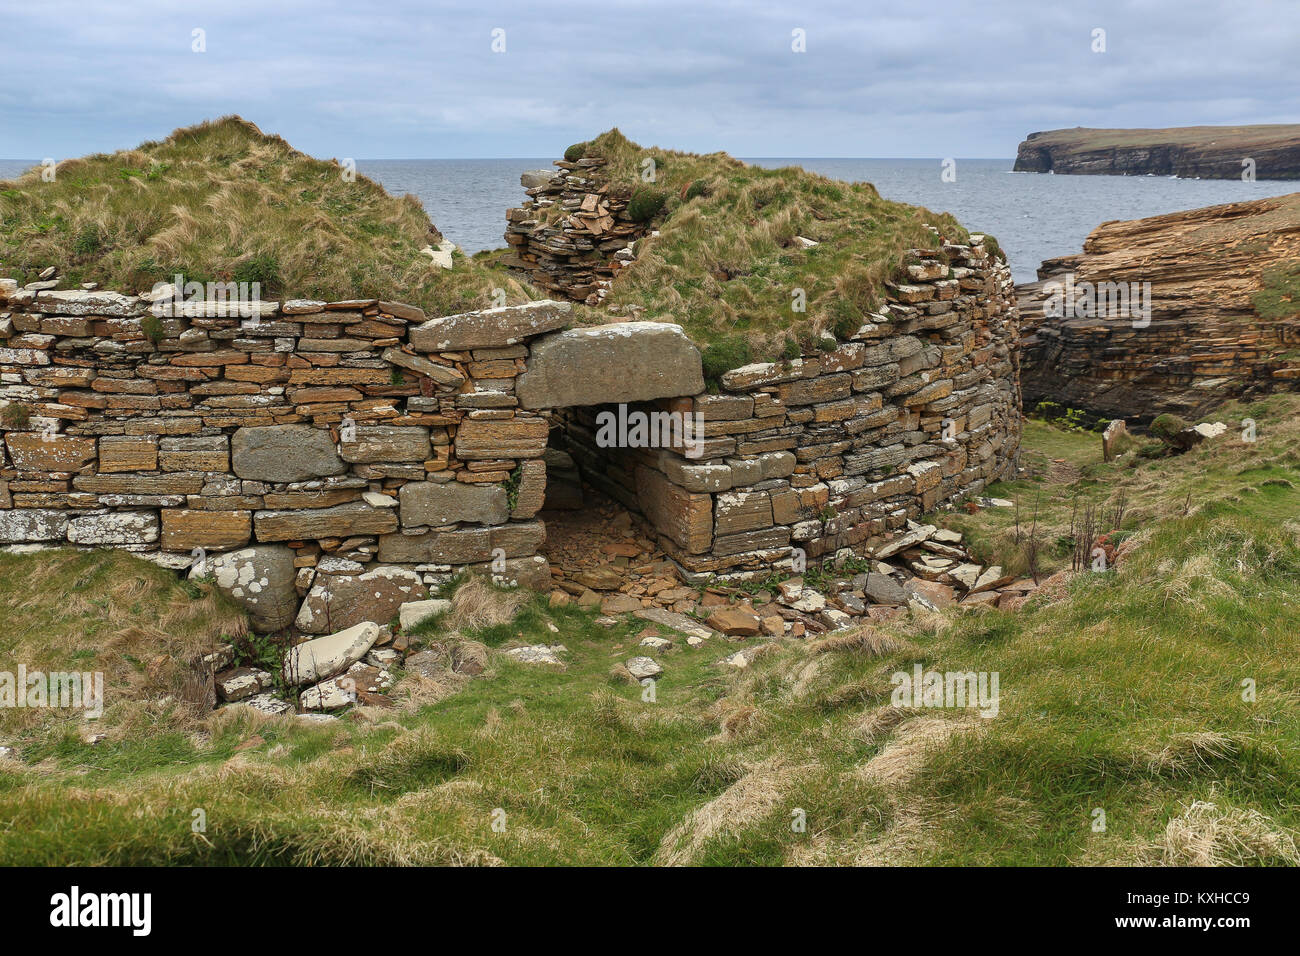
0 220 1022 630
502 156 644 306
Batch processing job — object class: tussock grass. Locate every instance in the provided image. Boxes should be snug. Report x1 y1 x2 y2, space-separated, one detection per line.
5 395 1300 864
0 116 534 316
570 129 990 369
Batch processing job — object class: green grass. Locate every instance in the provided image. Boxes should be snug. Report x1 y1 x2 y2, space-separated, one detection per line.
3 402 1300 865
0 116 536 316
1254 260 1300 319
567 129 1000 368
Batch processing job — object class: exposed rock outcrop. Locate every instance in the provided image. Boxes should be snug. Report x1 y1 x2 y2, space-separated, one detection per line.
1018 192 1300 421
1014 125 1300 180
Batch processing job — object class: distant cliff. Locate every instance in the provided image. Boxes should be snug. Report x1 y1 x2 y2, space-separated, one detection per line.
1017 192 1300 422
1013 125 1300 180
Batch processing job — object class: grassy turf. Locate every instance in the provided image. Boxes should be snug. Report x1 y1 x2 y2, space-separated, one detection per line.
2 399 1300 866
0 116 535 316
567 129 999 371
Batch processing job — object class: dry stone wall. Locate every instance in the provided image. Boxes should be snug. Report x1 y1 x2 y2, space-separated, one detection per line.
546 241 1023 579
0 232 1020 613
0 281 573 628
502 158 644 305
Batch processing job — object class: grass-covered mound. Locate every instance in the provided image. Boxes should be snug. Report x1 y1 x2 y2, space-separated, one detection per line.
0 116 532 315
563 129 999 372
3 395 1299 865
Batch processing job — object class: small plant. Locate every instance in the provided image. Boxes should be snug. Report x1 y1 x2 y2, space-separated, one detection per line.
140 313 166 343
684 179 710 201
563 143 586 162
627 187 667 223
503 464 523 512
232 252 280 293
389 366 405 386
73 225 103 257
701 337 752 387
1 403 32 429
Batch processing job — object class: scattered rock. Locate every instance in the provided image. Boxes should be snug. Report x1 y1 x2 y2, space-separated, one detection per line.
398 598 451 630
214 666 274 702
283 621 380 685
506 644 566 666
705 606 762 637
625 656 663 680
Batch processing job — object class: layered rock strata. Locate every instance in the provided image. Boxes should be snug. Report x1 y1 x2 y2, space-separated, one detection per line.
1014 125 1300 180
1018 192 1300 421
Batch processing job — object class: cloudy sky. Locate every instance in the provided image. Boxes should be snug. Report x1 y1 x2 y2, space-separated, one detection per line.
3 0 1297 159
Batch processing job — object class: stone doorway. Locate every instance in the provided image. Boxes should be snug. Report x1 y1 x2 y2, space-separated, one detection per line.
538 406 679 609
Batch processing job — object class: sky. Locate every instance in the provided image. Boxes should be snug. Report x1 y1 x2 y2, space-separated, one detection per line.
1 0 1297 160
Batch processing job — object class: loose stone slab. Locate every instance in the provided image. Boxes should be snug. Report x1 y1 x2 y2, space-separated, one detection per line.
398 598 452 630
409 300 571 350
506 644 567 665
625 656 663 680
283 621 380 685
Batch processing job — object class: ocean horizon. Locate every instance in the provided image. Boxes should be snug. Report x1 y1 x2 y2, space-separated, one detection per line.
4 156 1295 283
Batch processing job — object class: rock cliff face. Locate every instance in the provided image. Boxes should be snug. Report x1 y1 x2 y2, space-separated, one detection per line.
1018 192 1300 422
1014 126 1300 180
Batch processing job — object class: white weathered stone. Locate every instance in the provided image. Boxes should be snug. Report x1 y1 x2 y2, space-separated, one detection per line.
625 656 663 680
66 511 159 545
398 598 451 630
283 622 380 685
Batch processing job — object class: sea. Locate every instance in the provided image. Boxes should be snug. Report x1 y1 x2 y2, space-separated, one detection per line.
3 157 1295 284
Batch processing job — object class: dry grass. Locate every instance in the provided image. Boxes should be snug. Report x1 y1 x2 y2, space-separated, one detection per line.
566 129 990 373
808 626 917 657
0 116 534 317
1150 799 1300 866
854 716 983 788
653 759 798 866
0 548 245 739
447 575 531 632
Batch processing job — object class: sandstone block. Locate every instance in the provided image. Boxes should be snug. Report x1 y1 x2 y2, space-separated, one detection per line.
399 480 508 527
231 425 344 482
410 300 571 350
5 433 96 472
254 502 397 541
635 466 712 553
161 509 251 550
454 417 548 459
339 425 430 464
516 322 704 409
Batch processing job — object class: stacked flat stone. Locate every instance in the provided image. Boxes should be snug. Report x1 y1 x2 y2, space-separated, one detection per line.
0 283 569 603
549 240 1023 578
502 158 644 305
0 235 1021 597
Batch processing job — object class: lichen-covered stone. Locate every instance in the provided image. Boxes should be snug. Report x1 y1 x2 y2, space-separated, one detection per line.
231 425 345 482
516 322 705 409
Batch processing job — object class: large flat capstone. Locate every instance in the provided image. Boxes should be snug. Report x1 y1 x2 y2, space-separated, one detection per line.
516 322 705 409
409 300 571 351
